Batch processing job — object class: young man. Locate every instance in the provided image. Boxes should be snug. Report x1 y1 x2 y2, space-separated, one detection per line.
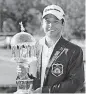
17 5 85 93
32 5 85 93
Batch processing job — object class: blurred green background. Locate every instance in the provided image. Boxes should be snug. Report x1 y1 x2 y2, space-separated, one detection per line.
0 0 85 93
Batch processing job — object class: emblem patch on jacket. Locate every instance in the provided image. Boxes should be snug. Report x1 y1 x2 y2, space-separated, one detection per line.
51 63 63 77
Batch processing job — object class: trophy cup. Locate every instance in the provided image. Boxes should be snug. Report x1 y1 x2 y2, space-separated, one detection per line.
11 22 37 94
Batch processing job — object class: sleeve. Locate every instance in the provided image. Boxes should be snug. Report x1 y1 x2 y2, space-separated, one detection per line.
42 47 85 93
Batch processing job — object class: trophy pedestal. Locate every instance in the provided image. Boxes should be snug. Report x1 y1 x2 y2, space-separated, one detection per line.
14 79 33 94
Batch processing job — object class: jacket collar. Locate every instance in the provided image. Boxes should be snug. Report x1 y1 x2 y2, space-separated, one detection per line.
39 36 61 48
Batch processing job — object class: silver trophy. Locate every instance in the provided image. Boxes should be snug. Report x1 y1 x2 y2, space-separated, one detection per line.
11 22 37 94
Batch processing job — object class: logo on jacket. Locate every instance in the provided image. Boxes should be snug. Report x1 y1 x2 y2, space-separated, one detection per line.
51 63 63 77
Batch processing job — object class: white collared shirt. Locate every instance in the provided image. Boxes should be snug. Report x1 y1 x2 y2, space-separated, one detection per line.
39 36 61 87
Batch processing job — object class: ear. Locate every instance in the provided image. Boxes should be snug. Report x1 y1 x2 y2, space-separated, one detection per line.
62 23 64 30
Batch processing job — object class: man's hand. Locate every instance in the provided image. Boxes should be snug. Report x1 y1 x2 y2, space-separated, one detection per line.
32 87 42 93
29 60 37 78
17 65 28 78
17 59 38 78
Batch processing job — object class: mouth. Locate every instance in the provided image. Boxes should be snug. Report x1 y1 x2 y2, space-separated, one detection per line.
48 29 54 31
48 30 54 33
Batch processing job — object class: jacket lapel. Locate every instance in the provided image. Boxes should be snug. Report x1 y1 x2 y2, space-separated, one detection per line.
43 37 66 85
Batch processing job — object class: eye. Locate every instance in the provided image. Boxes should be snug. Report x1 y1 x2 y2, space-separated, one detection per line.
45 19 50 23
54 20 59 23
55 20 58 22
45 19 48 22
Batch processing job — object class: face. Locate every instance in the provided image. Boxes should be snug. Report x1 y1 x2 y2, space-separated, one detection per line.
42 14 63 39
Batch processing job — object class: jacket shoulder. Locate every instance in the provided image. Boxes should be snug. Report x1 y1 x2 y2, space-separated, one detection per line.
62 38 82 52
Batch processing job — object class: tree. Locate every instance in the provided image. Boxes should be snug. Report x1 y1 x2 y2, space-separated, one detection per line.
0 0 8 32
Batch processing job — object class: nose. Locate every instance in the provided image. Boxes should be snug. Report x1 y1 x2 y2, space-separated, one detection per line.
48 23 52 28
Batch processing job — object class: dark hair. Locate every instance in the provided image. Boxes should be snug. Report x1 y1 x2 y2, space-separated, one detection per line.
61 18 64 24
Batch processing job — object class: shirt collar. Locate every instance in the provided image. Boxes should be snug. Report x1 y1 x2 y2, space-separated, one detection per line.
39 36 61 48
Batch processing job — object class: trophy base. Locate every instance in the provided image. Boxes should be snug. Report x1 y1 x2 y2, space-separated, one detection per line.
14 83 33 94
16 79 33 90
14 89 29 94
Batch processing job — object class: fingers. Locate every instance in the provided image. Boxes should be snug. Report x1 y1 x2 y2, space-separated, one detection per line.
17 65 22 73
29 84 33 90
16 65 27 78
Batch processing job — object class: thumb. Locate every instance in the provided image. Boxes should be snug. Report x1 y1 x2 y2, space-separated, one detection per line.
29 84 33 90
28 84 33 94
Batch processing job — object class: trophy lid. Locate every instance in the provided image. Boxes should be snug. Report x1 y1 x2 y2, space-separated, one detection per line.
11 32 36 47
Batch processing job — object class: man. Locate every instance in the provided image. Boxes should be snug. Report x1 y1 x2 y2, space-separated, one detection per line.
32 4 85 93
17 5 85 93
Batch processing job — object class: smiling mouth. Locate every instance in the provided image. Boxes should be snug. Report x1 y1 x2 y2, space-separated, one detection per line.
48 30 54 32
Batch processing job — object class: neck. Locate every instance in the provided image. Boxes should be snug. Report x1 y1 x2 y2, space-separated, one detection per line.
45 35 61 47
